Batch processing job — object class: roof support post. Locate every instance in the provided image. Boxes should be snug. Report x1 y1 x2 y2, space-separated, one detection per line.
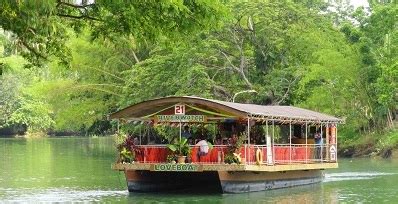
272 120 275 164
320 123 323 163
247 118 250 164
289 122 292 164
266 120 273 165
139 124 142 145
266 120 268 143
179 122 182 142
305 122 308 163
326 123 329 161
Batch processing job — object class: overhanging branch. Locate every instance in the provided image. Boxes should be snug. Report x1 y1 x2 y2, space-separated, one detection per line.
56 13 101 21
20 40 48 60
56 0 101 21
56 0 94 9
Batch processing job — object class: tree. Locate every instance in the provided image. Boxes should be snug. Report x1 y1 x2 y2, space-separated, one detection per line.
0 53 54 132
354 4 396 129
121 0 361 108
0 48 31 128
363 4 397 128
0 0 225 65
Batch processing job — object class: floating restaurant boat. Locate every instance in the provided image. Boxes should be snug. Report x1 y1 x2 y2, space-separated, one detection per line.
109 96 342 193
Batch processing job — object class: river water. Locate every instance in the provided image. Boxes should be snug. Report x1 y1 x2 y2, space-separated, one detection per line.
1 137 398 203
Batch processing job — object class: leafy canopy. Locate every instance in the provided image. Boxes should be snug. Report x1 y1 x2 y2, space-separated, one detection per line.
0 0 225 65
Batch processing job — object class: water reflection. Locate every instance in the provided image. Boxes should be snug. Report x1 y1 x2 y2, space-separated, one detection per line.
220 184 339 204
1 138 398 203
1 188 128 203
325 172 398 182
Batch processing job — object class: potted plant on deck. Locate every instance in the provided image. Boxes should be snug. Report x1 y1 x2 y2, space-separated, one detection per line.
224 133 246 164
167 138 191 164
116 135 142 163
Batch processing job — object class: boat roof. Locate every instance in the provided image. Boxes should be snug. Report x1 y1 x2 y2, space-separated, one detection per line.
109 96 343 124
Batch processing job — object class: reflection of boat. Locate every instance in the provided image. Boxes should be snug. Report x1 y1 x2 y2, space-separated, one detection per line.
222 183 339 203
110 96 342 193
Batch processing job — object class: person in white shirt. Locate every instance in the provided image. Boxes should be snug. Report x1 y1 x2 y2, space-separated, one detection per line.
196 135 209 161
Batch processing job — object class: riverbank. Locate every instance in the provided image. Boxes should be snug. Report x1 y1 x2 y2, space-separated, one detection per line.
339 128 398 159
3 128 398 160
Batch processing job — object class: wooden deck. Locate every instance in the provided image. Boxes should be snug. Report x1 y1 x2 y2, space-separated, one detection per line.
112 162 338 172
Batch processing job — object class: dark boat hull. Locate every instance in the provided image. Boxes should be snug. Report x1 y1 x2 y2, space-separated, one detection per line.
124 169 323 193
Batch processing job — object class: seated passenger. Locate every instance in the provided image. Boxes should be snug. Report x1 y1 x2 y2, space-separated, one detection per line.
215 137 223 145
181 125 192 139
196 135 209 157
188 137 194 145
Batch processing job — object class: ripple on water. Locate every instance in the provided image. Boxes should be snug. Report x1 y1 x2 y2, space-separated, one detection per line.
324 172 397 182
1 188 128 203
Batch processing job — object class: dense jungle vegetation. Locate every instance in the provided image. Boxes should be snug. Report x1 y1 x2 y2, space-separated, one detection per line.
0 0 396 155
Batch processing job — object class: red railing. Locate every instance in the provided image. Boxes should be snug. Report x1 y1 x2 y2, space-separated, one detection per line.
130 144 336 164
191 145 228 163
134 145 169 163
250 144 334 165
133 145 229 163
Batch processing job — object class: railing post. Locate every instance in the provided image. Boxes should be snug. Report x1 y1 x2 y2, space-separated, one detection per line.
144 146 147 163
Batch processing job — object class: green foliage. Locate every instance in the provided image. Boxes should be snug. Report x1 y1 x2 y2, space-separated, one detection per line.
0 31 126 134
0 72 21 127
114 131 127 147
0 0 225 65
224 153 241 164
0 0 70 65
376 128 398 150
0 0 396 151
152 125 180 143
167 138 191 156
0 53 55 132
121 54 214 106
166 154 177 163
224 133 245 164
116 134 141 163
120 1 350 106
9 95 54 132
119 147 134 163
346 4 398 131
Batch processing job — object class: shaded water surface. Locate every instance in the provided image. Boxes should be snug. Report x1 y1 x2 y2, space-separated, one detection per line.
1 137 398 203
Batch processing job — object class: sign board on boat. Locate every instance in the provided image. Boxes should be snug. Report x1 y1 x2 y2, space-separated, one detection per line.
330 145 336 161
156 115 206 123
174 104 185 115
151 163 203 172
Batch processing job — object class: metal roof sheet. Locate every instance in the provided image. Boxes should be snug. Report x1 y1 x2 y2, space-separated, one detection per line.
110 96 343 123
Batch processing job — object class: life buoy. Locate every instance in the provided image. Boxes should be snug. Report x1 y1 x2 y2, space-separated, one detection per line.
256 148 263 165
